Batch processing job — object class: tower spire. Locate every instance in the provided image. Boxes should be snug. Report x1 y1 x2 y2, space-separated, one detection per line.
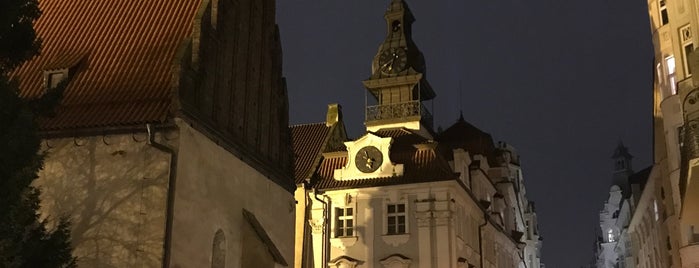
362 0 435 136
611 141 633 196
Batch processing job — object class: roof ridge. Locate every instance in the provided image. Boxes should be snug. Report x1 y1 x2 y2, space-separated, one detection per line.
289 122 326 128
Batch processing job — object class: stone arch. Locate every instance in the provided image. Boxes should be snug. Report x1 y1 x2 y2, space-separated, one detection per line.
211 229 226 268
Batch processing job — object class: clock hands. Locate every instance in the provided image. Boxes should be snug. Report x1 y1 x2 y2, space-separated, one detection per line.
380 52 400 73
362 150 375 169
356 146 383 173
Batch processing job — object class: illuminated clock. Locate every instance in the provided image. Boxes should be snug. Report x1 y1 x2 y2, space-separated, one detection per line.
355 146 383 173
378 47 407 75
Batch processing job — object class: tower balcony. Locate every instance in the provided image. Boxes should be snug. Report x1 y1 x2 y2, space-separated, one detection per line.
365 100 433 130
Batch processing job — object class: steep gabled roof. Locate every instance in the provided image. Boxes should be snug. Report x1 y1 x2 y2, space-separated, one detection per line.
290 123 332 184
11 0 203 131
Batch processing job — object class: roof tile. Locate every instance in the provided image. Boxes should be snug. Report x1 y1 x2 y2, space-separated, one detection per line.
11 0 202 131
291 123 331 184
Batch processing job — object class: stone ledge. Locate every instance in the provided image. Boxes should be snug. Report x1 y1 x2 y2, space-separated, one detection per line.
381 233 410 247
330 236 358 249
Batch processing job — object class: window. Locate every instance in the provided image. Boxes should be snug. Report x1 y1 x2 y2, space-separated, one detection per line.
336 207 354 237
455 205 465 238
654 199 660 221
680 25 694 77
608 229 616 242
44 70 67 89
387 204 406 235
211 229 226 268
666 56 677 94
661 187 665 199
659 0 669 26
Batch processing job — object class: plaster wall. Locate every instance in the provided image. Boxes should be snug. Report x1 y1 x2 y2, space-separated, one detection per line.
628 175 668 268
313 181 527 268
37 131 174 267
168 120 295 268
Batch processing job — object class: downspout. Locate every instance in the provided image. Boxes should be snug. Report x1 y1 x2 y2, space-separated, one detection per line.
146 124 178 268
313 190 328 267
479 210 488 268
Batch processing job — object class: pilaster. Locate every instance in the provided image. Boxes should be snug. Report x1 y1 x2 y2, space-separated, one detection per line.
415 192 432 268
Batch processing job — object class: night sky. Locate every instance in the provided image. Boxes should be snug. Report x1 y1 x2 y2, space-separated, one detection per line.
277 0 653 267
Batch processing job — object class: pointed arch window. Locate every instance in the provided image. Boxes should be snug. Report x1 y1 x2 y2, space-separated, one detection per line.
211 229 226 268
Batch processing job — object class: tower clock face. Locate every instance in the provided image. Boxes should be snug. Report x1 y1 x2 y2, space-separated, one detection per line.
378 47 407 75
355 146 383 173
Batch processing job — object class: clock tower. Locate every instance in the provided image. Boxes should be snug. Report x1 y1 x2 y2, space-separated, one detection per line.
363 0 436 137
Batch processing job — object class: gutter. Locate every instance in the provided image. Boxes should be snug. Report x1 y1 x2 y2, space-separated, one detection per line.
146 124 178 268
313 189 328 267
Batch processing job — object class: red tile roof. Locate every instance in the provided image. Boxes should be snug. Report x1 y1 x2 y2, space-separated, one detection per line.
290 123 332 184
11 0 203 131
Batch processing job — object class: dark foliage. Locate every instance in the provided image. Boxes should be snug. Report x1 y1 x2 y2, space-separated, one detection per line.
0 0 76 267
0 0 41 73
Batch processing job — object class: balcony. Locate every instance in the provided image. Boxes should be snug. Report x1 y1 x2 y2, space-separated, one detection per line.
365 100 433 128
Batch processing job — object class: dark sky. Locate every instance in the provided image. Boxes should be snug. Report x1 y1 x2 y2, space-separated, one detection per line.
277 0 653 267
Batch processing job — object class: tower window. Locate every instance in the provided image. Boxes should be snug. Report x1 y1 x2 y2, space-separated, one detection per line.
659 0 669 26
680 25 694 77
391 20 401 32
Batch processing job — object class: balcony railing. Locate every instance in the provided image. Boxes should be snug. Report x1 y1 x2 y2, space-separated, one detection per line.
366 100 433 128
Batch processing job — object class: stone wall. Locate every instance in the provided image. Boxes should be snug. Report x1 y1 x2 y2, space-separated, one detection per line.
37 132 175 267
177 0 293 191
168 120 295 268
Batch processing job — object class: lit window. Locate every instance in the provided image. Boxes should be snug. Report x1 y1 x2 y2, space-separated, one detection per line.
680 25 694 77
659 0 669 26
666 56 677 94
387 204 406 235
608 229 616 242
654 200 660 221
336 207 354 237
44 70 67 89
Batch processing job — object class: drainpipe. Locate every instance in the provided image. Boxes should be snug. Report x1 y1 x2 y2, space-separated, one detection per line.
146 124 178 268
479 205 489 268
313 190 328 268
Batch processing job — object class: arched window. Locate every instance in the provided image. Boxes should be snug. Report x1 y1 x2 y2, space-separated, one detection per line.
211 229 226 268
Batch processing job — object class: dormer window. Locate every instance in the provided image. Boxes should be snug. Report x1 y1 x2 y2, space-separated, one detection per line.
44 69 69 89
42 52 87 90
